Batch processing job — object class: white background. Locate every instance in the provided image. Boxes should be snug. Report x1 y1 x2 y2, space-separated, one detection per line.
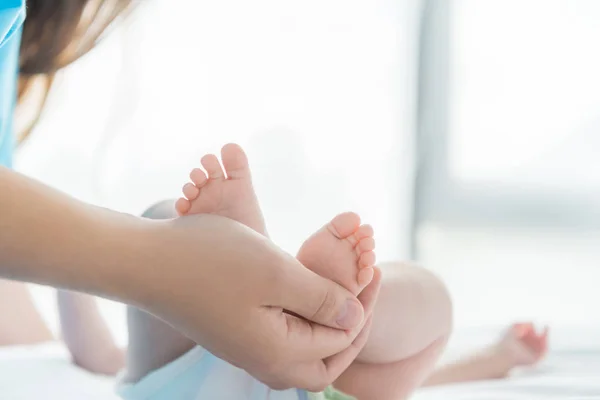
13 0 600 347
15 0 419 345
421 0 600 330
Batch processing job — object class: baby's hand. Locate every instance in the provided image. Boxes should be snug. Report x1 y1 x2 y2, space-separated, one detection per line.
496 322 549 367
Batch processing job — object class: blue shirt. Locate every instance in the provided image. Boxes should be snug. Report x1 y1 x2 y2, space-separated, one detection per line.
0 0 25 167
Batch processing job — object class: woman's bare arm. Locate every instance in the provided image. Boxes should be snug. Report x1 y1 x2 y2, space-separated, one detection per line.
0 166 151 300
0 165 374 391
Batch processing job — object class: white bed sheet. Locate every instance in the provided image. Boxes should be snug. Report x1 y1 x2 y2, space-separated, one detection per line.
0 329 598 399
0 342 118 399
414 350 600 399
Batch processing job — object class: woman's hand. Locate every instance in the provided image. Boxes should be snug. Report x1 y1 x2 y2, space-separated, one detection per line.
0 167 378 391
140 215 381 391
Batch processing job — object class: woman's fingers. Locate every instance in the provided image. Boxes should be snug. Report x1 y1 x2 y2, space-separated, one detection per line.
263 268 382 391
286 315 375 393
266 270 381 392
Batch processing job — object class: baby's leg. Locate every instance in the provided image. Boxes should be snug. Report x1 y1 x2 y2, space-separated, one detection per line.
0 279 54 345
333 262 453 400
295 215 450 399
58 290 125 375
123 200 196 383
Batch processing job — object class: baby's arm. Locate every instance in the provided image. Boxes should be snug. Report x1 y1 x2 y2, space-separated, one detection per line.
58 290 125 375
423 348 513 386
424 323 548 386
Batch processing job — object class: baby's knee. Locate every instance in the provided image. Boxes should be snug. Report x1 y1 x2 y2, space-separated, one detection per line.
380 261 453 338
141 200 178 220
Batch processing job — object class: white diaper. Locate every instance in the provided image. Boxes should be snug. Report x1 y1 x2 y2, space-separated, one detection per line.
117 346 309 400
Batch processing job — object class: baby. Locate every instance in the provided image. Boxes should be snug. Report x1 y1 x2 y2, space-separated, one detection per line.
118 143 453 400
116 144 548 399
116 144 547 399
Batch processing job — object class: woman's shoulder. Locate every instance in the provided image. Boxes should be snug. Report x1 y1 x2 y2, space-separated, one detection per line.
0 0 25 167
0 0 25 48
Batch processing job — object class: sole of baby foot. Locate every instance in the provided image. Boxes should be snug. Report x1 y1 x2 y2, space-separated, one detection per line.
297 212 376 296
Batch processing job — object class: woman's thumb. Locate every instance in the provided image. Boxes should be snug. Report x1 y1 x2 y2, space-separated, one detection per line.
276 267 364 330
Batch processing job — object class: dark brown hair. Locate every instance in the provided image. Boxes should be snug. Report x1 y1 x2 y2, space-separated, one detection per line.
17 0 136 144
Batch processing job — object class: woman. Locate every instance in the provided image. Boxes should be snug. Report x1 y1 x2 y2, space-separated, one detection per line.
0 0 377 391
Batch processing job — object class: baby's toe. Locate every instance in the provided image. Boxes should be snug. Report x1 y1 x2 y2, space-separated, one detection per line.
190 168 208 187
328 212 361 240
201 154 225 180
182 183 200 200
221 143 251 180
358 267 374 289
356 224 374 238
356 237 375 254
359 251 376 268
175 198 191 216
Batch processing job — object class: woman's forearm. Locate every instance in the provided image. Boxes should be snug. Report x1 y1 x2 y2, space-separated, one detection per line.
0 166 157 304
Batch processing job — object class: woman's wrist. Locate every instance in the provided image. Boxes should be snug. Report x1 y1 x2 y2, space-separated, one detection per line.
77 209 168 306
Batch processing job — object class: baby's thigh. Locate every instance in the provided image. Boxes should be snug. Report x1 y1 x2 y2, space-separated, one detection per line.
123 200 196 383
357 262 452 364
124 307 196 383
335 337 447 400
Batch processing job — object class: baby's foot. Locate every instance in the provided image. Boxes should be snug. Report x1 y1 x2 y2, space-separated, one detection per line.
176 145 375 295
296 212 376 295
175 143 267 235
